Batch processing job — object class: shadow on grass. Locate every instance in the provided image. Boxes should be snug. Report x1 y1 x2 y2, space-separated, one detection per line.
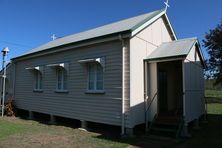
16 109 81 129
93 114 222 148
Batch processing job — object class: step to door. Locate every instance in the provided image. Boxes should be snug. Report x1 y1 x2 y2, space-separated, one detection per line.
150 127 176 133
148 116 182 138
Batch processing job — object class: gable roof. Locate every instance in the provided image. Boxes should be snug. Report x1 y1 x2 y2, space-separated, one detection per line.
146 38 205 67
13 8 174 60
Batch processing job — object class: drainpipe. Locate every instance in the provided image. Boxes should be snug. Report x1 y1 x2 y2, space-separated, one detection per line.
182 60 186 121
119 34 126 135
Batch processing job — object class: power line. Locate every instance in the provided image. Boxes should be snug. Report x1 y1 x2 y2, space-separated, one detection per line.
0 40 33 48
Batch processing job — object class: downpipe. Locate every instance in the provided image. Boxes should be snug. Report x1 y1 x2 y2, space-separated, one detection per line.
119 34 126 135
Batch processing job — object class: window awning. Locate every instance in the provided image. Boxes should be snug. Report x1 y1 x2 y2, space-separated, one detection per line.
25 66 43 73
47 63 69 71
78 57 105 69
47 63 64 68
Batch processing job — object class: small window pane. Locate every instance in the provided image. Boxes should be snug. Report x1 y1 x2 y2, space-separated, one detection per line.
89 81 95 90
57 69 61 90
96 65 103 81
87 63 104 91
39 72 42 89
63 70 67 90
88 64 96 90
57 68 67 90
96 65 103 90
35 71 42 89
35 76 38 89
97 81 103 90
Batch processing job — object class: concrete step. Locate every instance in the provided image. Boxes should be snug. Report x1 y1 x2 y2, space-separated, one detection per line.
148 117 181 138
148 134 175 141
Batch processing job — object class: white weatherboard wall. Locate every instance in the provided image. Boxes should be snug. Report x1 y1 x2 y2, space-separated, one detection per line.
184 45 205 123
129 17 173 127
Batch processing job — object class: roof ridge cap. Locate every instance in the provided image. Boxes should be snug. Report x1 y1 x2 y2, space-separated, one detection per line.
131 8 166 31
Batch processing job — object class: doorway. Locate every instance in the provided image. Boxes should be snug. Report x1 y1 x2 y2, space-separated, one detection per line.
157 61 183 116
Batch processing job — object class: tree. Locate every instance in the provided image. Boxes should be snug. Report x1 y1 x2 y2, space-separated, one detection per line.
203 20 222 85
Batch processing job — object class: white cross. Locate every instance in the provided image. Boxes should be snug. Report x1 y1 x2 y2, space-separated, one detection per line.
164 0 170 11
51 34 57 41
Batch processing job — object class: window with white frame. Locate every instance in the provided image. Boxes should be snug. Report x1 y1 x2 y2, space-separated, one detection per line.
56 67 67 90
87 63 104 91
35 70 42 90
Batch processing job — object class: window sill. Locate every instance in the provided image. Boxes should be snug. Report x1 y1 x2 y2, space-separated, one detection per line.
33 89 43 93
85 90 105 94
55 90 69 93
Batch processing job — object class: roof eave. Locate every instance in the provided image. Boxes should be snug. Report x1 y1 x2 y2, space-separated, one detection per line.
145 55 186 63
163 13 177 40
194 39 206 68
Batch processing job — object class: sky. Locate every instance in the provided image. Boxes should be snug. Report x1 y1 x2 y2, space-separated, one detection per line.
0 0 221 65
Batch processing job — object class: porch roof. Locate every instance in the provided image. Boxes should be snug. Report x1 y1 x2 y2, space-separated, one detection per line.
146 38 197 61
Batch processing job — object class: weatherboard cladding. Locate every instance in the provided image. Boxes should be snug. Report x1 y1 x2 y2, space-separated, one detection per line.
146 38 197 61
14 9 164 59
12 8 169 128
14 41 132 127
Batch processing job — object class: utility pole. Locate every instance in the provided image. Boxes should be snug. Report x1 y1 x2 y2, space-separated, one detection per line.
1 47 9 117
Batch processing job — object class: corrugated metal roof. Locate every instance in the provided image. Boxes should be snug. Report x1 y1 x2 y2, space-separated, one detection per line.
14 9 165 59
146 38 197 61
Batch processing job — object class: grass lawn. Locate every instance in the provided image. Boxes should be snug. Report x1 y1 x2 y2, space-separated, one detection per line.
0 117 129 148
207 103 222 114
205 90 222 98
0 103 222 148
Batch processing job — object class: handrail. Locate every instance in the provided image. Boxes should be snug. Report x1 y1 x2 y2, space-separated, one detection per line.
147 113 157 132
204 96 208 121
176 116 184 138
146 92 158 112
145 91 158 131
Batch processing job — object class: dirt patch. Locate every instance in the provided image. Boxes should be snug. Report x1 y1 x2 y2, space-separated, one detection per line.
0 133 72 148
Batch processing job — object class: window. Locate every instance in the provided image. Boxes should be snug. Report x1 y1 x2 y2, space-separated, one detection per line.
87 63 104 91
35 70 42 90
56 68 67 90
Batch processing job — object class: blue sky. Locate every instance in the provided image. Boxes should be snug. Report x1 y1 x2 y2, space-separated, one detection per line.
0 0 221 64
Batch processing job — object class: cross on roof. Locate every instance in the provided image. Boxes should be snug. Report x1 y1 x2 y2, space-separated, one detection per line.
164 0 170 11
51 34 57 41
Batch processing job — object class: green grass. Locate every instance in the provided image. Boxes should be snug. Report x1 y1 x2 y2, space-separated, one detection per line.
207 103 222 114
0 117 128 148
0 119 28 139
205 89 222 97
